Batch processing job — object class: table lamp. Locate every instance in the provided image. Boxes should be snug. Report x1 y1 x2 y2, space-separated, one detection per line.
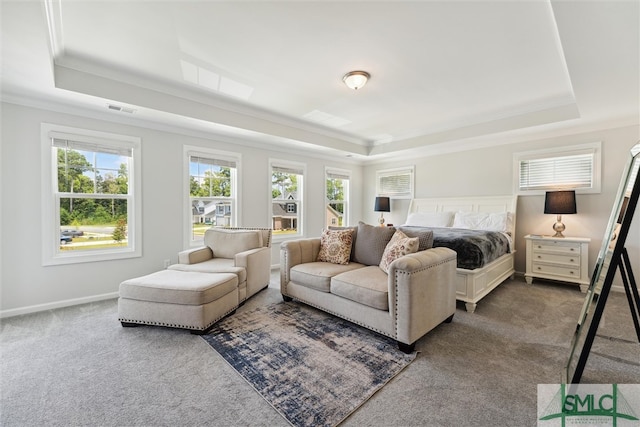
544 190 577 237
374 196 390 227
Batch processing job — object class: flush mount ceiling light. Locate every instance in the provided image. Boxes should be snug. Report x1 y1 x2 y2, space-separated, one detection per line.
342 71 370 90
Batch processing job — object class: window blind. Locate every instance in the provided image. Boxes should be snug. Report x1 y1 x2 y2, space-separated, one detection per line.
326 170 350 180
273 165 304 175
519 153 593 190
190 155 236 169
50 131 135 157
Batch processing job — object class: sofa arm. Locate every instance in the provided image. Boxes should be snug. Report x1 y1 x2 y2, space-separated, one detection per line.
279 238 321 286
235 247 271 290
177 246 213 265
389 247 457 346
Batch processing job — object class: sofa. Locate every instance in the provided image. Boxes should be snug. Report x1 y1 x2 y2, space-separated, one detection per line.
169 227 272 303
280 223 457 353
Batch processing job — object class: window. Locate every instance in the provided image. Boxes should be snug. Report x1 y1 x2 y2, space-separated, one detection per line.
325 168 350 228
515 142 601 194
271 160 304 238
376 166 414 199
184 146 239 246
41 124 141 265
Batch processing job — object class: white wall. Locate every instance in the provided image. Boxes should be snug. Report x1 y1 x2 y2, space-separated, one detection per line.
362 125 640 285
2 100 638 315
0 102 362 315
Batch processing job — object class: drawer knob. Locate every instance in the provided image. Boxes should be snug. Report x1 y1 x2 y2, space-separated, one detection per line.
570 259 575 262
570 271 574 274
570 248 575 251
537 267 542 270
537 255 541 259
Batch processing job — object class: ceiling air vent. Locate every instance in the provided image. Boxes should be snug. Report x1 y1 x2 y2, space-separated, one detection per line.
107 104 135 114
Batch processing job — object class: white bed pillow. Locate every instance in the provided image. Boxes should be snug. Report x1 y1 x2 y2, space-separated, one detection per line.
452 211 510 232
405 211 454 227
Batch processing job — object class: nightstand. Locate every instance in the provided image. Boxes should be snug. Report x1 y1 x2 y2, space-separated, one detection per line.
525 234 590 287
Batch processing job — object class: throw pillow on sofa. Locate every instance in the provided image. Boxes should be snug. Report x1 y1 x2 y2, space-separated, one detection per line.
397 226 434 251
379 230 419 273
328 225 358 261
353 221 396 266
317 228 354 265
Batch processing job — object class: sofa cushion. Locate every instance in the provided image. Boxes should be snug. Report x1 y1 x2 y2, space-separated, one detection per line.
353 222 396 266
397 226 434 251
291 262 364 292
204 229 262 259
169 258 247 284
328 225 358 261
317 228 353 265
331 266 389 311
379 230 419 274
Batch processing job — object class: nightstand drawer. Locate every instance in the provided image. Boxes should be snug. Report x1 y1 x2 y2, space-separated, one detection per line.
531 262 580 280
531 252 581 266
532 241 581 255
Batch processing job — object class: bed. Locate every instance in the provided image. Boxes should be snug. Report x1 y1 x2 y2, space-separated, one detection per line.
406 195 517 313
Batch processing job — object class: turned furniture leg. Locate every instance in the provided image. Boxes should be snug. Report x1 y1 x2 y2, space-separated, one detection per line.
444 314 454 323
465 302 477 313
282 295 293 302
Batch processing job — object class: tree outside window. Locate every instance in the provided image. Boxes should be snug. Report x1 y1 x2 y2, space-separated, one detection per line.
55 141 131 252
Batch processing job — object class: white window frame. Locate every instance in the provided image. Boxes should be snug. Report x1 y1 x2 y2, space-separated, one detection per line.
41 123 142 266
270 159 305 241
325 167 350 227
183 145 240 248
376 166 415 199
514 142 602 195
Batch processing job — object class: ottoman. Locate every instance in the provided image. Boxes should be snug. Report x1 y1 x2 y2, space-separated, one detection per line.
118 270 239 334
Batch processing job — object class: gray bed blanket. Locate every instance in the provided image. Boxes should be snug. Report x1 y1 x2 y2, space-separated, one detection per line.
401 226 511 270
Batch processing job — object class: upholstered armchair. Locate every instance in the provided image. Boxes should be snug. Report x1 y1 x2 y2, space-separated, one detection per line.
169 227 272 303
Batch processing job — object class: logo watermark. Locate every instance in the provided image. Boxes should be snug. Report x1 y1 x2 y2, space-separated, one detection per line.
538 384 640 426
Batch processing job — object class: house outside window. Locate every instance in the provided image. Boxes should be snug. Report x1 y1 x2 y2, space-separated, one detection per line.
271 160 305 238
185 146 239 246
326 168 350 228
41 123 141 265
514 142 601 194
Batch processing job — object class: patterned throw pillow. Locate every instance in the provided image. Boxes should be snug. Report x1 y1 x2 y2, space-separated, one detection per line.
317 228 354 265
379 230 419 273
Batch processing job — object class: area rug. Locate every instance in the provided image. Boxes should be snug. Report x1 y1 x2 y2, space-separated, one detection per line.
201 302 416 427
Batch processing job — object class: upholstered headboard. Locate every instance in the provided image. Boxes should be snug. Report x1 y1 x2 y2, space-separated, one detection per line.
406 195 517 235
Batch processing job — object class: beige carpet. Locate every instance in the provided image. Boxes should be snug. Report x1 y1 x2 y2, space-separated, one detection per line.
1 275 638 426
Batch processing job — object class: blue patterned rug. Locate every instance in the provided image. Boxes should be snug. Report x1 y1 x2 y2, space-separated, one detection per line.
201 302 416 427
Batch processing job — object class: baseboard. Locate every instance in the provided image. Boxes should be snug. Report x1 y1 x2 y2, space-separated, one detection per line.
0 292 119 319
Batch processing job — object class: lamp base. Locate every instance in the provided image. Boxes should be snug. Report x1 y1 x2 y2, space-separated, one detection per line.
378 214 385 227
552 215 566 238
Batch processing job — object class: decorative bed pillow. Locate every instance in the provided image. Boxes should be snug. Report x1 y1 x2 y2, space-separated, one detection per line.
452 211 509 232
405 211 454 227
353 222 396 266
379 230 419 273
328 225 358 261
205 229 263 259
397 226 434 251
317 228 354 265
